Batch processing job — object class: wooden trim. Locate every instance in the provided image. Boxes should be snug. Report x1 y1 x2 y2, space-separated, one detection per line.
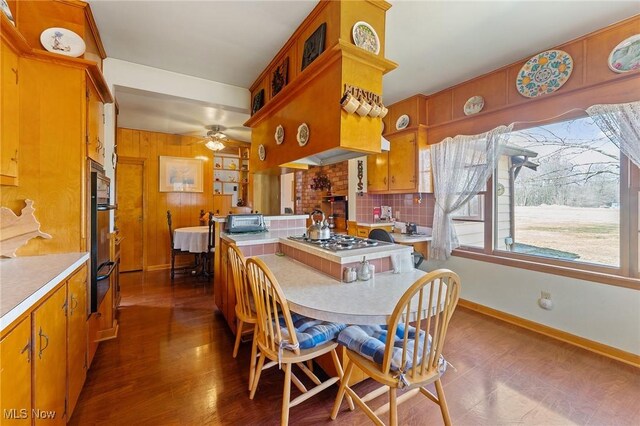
453 249 640 290
244 46 342 127
426 14 640 103
1 14 30 52
83 2 107 59
458 299 640 368
248 0 331 92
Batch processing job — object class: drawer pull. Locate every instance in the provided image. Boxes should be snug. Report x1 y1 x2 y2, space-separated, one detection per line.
38 328 49 359
20 340 31 363
70 294 79 315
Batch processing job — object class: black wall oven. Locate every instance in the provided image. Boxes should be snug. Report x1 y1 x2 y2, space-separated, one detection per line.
90 162 116 312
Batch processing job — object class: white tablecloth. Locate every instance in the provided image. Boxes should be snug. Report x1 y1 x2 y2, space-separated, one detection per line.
174 226 209 253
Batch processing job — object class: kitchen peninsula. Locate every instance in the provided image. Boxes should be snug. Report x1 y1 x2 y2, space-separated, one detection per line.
212 214 413 332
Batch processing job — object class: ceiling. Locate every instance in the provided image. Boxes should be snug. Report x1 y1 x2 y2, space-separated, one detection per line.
89 0 640 140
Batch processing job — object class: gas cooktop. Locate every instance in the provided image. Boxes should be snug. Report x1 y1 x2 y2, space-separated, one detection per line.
287 235 393 252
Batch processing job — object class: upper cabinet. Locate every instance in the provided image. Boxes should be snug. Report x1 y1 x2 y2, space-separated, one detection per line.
368 126 432 194
86 77 105 165
0 39 20 185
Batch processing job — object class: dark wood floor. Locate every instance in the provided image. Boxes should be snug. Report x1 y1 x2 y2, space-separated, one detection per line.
70 270 639 425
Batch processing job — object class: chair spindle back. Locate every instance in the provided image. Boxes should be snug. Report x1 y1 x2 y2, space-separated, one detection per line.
382 269 460 380
245 257 300 358
227 244 253 320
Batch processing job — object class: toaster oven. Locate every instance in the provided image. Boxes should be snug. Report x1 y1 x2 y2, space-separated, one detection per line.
225 214 267 233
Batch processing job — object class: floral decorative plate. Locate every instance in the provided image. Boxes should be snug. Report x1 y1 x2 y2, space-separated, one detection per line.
275 125 284 145
516 49 573 98
352 21 380 55
396 114 410 130
608 34 640 73
258 144 266 161
464 95 485 116
40 27 86 57
297 123 310 146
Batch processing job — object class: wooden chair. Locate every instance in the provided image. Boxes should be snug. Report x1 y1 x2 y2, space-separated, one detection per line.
166 210 196 279
245 257 353 425
227 244 260 389
204 211 215 277
331 269 461 426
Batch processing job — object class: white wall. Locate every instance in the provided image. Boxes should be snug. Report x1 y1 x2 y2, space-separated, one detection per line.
425 256 640 355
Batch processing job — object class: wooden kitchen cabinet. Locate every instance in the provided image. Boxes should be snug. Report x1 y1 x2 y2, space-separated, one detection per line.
0 317 31 424
33 284 67 425
367 127 432 194
86 78 105 165
1 39 19 186
67 265 88 417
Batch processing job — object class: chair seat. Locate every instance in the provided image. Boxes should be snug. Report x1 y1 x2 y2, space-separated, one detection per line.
337 324 447 374
278 313 346 350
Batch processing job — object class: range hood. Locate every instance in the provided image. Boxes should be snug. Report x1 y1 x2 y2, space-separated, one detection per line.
291 136 390 167
245 1 397 174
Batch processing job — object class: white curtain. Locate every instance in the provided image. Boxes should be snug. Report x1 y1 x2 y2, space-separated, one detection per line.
586 101 640 168
430 125 514 260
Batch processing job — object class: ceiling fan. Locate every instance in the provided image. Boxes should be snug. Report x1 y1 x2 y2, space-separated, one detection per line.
202 125 228 151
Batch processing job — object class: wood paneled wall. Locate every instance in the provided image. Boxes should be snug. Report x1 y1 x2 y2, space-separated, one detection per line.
116 128 214 271
424 15 640 142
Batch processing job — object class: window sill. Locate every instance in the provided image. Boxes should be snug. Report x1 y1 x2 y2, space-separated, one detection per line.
452 249 640 291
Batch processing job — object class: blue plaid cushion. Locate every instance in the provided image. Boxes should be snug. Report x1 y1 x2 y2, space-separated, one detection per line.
337 324 447 374
277 313 346 350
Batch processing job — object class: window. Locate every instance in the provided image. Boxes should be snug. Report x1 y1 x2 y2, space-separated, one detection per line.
454 114 638 280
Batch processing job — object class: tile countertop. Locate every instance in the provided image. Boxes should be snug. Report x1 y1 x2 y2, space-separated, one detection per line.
0 252 89 332
221 228 413 264
391 233 432 243
258 254 429 325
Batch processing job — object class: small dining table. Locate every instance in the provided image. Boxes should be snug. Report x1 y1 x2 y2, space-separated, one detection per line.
173 226 210 253
257 253 435 325
173 226 213 276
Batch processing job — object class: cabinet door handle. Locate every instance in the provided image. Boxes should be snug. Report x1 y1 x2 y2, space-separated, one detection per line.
11 149 18 163
38 327 49 359
20 340 31 363
70 294 78 315
383 176 387 185
11 67 18 84
391 176 395 184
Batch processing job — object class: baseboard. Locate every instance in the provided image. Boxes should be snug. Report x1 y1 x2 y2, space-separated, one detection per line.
458 299 640 368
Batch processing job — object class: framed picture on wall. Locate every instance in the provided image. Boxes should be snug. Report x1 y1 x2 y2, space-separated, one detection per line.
251 89 265 115
301 23 327 71
159 156 203 192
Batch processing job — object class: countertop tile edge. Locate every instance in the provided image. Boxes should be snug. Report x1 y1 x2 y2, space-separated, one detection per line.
1 253 89 332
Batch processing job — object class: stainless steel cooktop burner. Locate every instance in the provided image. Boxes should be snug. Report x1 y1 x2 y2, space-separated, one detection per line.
287 235 392 252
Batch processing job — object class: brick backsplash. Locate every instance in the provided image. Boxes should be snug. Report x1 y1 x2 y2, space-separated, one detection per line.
294 163 348 218
356 193 434 227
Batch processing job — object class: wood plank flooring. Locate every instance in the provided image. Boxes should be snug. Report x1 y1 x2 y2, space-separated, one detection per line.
70 270 639 425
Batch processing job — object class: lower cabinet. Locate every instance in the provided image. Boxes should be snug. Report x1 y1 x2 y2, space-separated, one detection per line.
0 263 88 425
67 266 88 417
0 317 31 424
33 285 67 425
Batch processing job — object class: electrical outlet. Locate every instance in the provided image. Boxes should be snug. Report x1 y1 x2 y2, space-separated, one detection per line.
540 291 551 300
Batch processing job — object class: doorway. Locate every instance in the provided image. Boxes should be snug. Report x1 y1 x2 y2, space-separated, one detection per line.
280 172 295 214
117 157 144 272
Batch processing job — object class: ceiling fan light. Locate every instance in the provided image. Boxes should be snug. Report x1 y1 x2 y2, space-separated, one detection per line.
205 139 225 151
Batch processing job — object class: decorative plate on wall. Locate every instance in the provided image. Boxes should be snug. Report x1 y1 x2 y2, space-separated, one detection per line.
275 125 284 145
297 123 310 146
396 114 410 130
608 34 640 73
463 95 485 116
258 144 266 161
40 28 86 57
352 21 380 55
516 49 573 98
